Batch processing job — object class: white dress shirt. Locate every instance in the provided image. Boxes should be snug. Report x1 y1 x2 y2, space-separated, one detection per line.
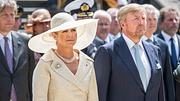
0 32 13 55
161 31 179 59
122 34 151 85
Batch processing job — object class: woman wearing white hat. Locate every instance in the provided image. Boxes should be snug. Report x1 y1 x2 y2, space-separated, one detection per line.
28 12 99 101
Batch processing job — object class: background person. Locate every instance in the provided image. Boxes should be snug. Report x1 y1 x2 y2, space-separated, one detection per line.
157 7 180 101
142 4 175 101
0 0 34 101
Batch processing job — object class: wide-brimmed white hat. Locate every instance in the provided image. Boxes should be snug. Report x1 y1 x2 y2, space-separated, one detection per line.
28 12 98 53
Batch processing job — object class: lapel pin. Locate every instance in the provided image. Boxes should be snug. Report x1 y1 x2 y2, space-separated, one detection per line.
156 63 161 69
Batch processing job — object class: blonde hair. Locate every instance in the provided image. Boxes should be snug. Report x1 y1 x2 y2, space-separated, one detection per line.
117 3 146 23
0 0 17 13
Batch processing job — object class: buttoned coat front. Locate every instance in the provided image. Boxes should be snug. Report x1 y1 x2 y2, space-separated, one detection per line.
32 49 99 101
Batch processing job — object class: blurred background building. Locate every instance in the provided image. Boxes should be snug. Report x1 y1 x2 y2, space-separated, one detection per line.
16 0 180 32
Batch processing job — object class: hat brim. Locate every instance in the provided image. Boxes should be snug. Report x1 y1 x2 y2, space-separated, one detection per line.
28 19 98 53
32 19 51 23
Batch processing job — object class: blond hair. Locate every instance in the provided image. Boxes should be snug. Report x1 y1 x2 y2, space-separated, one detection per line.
117 3 145 23
0 0 17 13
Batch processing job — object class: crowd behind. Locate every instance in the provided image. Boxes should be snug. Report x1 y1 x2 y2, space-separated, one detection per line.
1 0 180 101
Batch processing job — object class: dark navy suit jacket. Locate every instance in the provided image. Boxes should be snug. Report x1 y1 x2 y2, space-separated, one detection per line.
0 32 35 101
153 36 175 101
94 36 165 101
157 33 180 101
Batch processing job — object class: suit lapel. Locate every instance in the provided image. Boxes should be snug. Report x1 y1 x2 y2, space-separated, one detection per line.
143 41 160 90
114 37 144 91
12 33 22 71
157 32 165 41
153 37 160 47
177 35 180 58
0 47 11 74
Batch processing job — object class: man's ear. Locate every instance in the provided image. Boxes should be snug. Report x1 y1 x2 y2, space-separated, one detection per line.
121 23 125 28
121 23 124 27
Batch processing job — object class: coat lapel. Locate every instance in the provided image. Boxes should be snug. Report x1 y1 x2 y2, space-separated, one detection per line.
142 41 161 90
114 36 144 91
177 35 180 58
51 51 88 94
75 51 93 81
0 47 11 74
12 33 22 71
157 32 165 41
153 36 160 47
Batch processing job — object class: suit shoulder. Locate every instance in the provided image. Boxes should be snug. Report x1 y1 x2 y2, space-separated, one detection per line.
80 51 94 62
12 31 30 41
154 37 168 47
176 34 180 39
155 33 164 40
144 40 160 52
18 32 31 40
103 40 114 50
143 40 155 46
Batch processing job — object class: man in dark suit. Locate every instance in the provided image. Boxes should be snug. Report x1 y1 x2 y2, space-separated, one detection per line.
83 10 112 59
142 4 175 101
94 4 165 101
156 7 180 101
0 0 34 101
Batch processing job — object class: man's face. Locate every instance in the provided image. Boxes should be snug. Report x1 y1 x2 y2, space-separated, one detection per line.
13 18 22 31
122 11 146 40
146 11 158 35
0 7 15 35
96 16 111 40
110 16 119 35
32 21 50 36
161 11 179 36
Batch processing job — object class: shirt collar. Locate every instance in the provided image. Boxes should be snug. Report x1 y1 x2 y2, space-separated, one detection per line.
122 33 143 50
0 31 12 41
161 31 177 41
141 35 154 42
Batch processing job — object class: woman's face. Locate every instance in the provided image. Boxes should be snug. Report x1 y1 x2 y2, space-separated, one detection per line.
53 28 77 49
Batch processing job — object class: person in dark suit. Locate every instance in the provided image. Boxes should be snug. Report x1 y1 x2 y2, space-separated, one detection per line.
174 60 180 83
156 7 180 101
82 10 112 59
91 10 112 58
0 0 34 101
94 4 165 101
142 4 175 101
